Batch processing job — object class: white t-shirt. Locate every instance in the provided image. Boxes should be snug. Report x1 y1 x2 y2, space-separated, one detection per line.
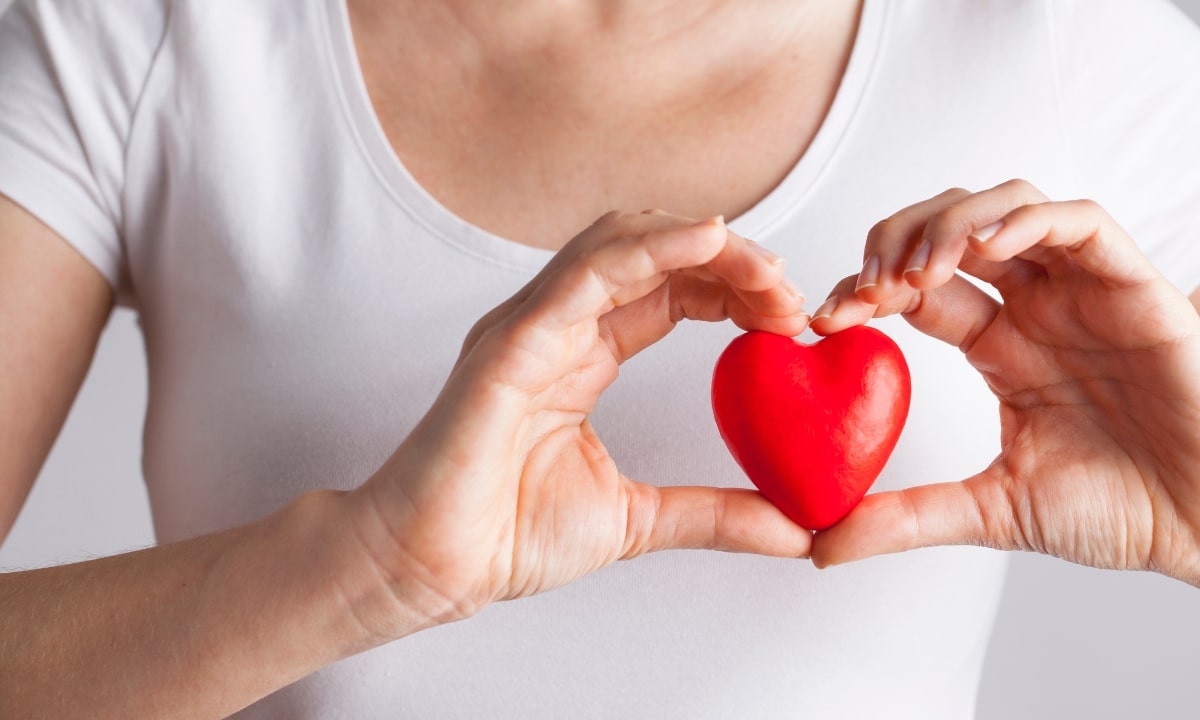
2 1 1199 717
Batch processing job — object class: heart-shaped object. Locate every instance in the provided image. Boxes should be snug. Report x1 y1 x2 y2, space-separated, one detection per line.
712 327 911 530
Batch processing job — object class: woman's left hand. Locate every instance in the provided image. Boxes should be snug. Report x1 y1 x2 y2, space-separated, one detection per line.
809 180 1200 586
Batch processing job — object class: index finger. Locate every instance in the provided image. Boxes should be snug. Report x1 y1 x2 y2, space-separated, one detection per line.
520 216 730 331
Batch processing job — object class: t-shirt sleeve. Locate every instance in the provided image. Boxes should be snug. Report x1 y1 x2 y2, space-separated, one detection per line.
0 0 168 293
1051 0 1200 294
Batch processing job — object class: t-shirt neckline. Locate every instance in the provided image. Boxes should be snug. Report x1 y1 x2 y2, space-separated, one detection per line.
321 0 886 272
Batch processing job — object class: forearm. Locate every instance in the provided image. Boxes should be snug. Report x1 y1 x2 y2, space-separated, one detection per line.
0 489 415 719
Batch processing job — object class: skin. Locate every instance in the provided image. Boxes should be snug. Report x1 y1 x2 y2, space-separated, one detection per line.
0 201 808 718
0 199 111 537
809 180 1200 586
358 213 813 623
1 1 1198 717
347 0 860 248
1 6 852 714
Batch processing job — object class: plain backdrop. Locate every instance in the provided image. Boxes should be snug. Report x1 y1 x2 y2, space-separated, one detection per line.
2 2 1199 718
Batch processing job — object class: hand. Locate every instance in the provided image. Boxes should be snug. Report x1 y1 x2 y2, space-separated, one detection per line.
809 180 1200 586
353 211 812 633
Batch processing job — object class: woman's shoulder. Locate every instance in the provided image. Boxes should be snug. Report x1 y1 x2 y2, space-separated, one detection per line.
885 0 1197 56
0 0 171 81
0 0 325 68
0 0 178 296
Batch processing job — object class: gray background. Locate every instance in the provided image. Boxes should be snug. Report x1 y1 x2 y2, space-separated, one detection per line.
2 1 1199 717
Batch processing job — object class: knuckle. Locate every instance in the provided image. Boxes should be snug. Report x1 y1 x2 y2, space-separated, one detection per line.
614 227 643 246
710 491 729 550
591 210 626 231
488 315 551 369
462 302 511 352
969 472 1032 553
561 254 603 293
480 313 524 351
866 217 903 248
457 320 534 392
465 310 491 339
898 288 926 317
997 177 1047 201
461 320 488 353
1072 197 1106 216
621 484 660 559
588 213 650 253
925 206 971 242
999 177 1032 191
1005 202 1042 225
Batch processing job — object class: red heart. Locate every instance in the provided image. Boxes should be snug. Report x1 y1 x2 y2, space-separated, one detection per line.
711 327 911 530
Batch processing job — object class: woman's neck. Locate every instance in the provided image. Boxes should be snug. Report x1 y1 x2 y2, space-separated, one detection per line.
345 0 863 248
352 0 849 72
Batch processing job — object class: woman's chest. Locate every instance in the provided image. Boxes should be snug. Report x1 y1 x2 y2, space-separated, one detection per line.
347 4 858 249
363 89 832 249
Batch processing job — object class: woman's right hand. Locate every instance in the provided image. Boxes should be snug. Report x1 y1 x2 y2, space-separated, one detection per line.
351 210 812 635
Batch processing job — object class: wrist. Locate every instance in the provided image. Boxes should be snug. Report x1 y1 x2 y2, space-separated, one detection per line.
267 489 437 655
334 474 483 639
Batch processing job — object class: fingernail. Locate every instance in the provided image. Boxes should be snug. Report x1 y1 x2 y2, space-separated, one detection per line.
970 221 1003 242
855 255 880 292
812 296 839 321
781 279 804 302
747 238 785 267
904 241 932 275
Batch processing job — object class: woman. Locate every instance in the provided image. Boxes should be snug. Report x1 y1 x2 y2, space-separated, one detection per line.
0 0 1198 717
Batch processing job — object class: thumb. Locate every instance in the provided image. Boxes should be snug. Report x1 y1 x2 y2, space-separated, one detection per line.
620 484 813 559
809 471 1027 567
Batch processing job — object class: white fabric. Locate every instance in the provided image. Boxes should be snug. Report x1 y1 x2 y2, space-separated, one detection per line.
2 0 1200 717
